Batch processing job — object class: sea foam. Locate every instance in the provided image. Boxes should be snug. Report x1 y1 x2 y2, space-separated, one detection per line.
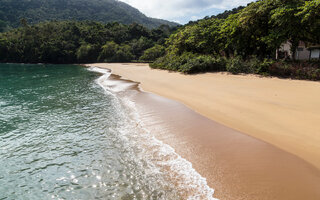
88 66 218 200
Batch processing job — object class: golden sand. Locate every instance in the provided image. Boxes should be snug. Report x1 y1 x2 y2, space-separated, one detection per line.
87 63 320 169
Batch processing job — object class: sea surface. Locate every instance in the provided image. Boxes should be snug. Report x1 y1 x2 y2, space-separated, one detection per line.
0 64 215 200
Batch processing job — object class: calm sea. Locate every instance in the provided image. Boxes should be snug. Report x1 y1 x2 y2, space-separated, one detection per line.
0 64 215 200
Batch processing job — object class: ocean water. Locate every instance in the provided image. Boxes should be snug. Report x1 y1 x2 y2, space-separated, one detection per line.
0 64 215 200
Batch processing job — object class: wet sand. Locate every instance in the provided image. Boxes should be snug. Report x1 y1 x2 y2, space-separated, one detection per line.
86 63 320 199
132 89 320 200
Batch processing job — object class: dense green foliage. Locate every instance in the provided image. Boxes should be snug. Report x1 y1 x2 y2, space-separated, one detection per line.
213 6 246 19
151 53 226 73
151 0 320 80
0 0 178 30
186 5 245 26
0 21 176 63
140 45 166 62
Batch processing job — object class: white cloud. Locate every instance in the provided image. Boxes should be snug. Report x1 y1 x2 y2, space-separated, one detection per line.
119 0 254 22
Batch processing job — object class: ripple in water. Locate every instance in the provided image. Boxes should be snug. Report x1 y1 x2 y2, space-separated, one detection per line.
0 64 217 200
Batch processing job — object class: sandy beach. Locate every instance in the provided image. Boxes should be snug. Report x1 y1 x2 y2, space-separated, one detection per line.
86 63 320 199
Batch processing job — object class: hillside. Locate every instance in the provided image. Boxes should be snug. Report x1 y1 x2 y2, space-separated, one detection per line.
184 5 245 27
151 0 320 80
0 0 178 31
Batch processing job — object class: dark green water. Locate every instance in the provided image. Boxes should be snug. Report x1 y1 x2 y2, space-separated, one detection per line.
0 64 214 200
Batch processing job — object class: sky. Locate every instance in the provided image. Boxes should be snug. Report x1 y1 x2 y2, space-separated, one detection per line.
119 0 255 24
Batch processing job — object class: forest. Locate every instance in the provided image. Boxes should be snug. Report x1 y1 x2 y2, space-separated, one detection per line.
150 0 320 80
0 21 176 63
0 0 319 80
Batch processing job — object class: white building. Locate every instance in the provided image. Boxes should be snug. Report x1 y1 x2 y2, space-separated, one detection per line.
276 41 320 60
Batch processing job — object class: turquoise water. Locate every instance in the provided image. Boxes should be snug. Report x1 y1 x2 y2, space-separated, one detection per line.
0 64 215 200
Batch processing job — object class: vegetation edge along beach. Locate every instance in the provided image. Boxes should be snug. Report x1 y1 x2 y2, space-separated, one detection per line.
1 0 319 80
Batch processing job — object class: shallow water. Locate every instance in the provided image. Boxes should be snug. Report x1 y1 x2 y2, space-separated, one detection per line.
0 64 215 200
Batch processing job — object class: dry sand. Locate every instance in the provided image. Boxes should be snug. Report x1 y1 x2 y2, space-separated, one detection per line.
86 63 320 199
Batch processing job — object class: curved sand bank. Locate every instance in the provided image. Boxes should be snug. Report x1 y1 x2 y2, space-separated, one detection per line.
87 63 320 170
86 63 320 199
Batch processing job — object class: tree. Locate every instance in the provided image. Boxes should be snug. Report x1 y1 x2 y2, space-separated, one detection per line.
269 0 305 59
296 0 320 44
129 36 154 59
76 43 100 63
20 18 29 28
0 38 8 61
98 41 119 62
98 41 133 62
140 45 165 61
236 0 277 58
0 20 7 32
114 44 134 62
219 13 240 57
128 23 150 40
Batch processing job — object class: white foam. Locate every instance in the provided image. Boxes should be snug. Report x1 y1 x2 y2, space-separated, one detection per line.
87 66 111 75
88 66 137 93
122 97 218 200
87 66 218 200
0 100 7 107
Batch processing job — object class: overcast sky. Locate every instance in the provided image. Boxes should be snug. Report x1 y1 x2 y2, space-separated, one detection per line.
119 0 254 24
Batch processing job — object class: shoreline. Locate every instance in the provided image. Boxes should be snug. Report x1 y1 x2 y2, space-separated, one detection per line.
85 63 320 199
86 63 320 170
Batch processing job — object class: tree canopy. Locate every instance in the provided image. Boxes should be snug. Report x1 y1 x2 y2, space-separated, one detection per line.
165 0 319 60
151 0 320 80
0 21 176 63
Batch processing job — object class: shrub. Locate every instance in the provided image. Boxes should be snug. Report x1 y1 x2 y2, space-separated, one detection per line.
180 55 226 73
246 57 274 74
151 52 226 74
226 56 246 74
152 53 319 81
225 57 274 75
268 61 320 80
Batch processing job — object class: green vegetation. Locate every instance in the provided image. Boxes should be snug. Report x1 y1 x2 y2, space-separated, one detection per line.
185 5 245 26
0 21 176 63
0 20 8 32
0 0 178 30
151 53 226 73
0 0 319 81
140 45 166 62
152 0 320 80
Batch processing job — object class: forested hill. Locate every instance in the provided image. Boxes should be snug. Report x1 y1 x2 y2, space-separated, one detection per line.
150 0 320 80
0 0 178 31
185 5 245 26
